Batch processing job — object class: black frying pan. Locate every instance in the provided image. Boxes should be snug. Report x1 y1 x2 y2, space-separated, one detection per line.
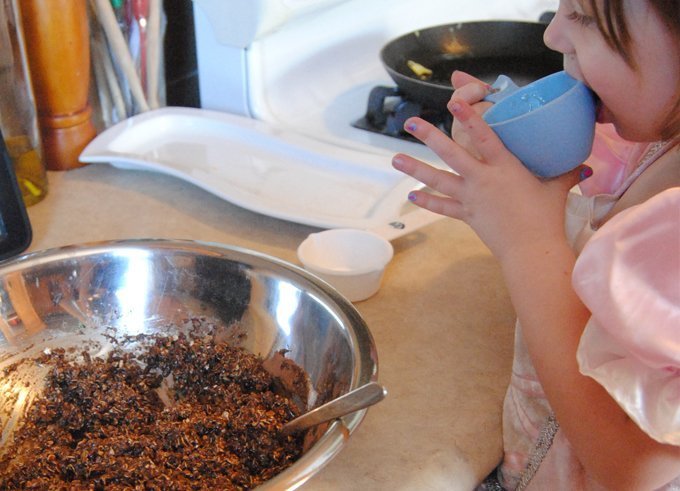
381 20 562 109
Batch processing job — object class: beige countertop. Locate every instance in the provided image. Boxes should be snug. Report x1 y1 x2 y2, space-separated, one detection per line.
26 164 515 490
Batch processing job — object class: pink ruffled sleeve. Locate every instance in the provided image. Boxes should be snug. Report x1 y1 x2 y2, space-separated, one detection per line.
573 187 680 445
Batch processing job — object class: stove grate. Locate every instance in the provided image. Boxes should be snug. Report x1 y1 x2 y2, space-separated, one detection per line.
352 86 452 142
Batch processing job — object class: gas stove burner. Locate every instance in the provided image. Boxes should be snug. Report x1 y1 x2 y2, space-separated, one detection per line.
352 86 452 142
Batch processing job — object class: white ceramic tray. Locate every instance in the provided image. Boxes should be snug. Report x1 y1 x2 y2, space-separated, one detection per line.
80 107 419 229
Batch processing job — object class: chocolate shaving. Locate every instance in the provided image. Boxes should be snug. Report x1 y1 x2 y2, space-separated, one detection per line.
0 330 304 490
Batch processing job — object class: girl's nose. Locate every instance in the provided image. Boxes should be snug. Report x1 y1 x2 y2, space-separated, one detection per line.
543 13 569 55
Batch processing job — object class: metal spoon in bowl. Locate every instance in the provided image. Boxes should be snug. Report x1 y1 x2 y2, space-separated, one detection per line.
280 382 387 436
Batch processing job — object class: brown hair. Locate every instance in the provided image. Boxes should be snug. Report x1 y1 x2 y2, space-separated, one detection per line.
587 0 680 140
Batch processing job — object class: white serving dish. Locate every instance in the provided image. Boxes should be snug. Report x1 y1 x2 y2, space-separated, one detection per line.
80 107 419 229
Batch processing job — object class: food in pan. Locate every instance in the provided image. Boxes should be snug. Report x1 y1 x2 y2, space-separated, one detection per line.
407 59 433 80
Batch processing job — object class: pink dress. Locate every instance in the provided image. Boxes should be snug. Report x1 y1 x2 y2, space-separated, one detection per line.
496 126 680 490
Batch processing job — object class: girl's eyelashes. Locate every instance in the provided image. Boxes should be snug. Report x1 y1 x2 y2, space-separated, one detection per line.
566 10 595 27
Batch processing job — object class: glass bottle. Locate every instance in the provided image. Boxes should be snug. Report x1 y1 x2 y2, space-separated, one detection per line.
0 0 47 206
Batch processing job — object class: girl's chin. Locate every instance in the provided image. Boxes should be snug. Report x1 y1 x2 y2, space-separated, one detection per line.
595 100 609 124
594 104 626 137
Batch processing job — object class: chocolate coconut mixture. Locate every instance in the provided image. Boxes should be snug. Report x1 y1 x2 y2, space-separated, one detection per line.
0 329 305 490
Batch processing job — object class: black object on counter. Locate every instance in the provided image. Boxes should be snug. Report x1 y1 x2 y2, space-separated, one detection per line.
0 129 32 261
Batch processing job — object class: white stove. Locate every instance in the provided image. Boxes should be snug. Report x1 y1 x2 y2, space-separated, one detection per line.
83 0 559 229
194 0 557 163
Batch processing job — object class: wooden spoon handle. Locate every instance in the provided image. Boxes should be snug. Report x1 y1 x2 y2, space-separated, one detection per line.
18 0 96 170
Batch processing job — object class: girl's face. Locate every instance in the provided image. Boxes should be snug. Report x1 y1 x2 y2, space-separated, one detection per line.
543 0 678 142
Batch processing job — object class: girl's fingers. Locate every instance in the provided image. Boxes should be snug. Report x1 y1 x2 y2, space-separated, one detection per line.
447 99 509 165
451 71 491 104
407 189 465 219
450 83 489 105
451 70 485 89
402 117 478 176
392 152 463 198
390 151 465 219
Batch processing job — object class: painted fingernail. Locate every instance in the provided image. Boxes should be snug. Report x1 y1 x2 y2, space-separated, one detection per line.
579 166 594 181
449 102 462 114
408 192 417 202
405 121 417 132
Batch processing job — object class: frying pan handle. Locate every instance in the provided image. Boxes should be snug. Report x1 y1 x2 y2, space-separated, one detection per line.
483 74 520 104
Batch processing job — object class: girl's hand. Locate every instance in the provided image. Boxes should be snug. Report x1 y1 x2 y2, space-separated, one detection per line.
392 98 582 262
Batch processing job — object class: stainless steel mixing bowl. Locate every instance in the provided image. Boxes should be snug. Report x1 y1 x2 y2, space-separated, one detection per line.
0 239 379 490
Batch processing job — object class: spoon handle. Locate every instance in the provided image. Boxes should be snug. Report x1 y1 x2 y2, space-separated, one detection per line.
281 381 387 436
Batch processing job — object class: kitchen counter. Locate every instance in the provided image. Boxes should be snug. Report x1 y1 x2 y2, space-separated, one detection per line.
26 164 516 490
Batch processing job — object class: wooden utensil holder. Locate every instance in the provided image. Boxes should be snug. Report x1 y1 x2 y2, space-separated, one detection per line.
18 0 96 170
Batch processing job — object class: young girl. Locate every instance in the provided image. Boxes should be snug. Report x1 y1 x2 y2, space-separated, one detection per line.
392 1 680 489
